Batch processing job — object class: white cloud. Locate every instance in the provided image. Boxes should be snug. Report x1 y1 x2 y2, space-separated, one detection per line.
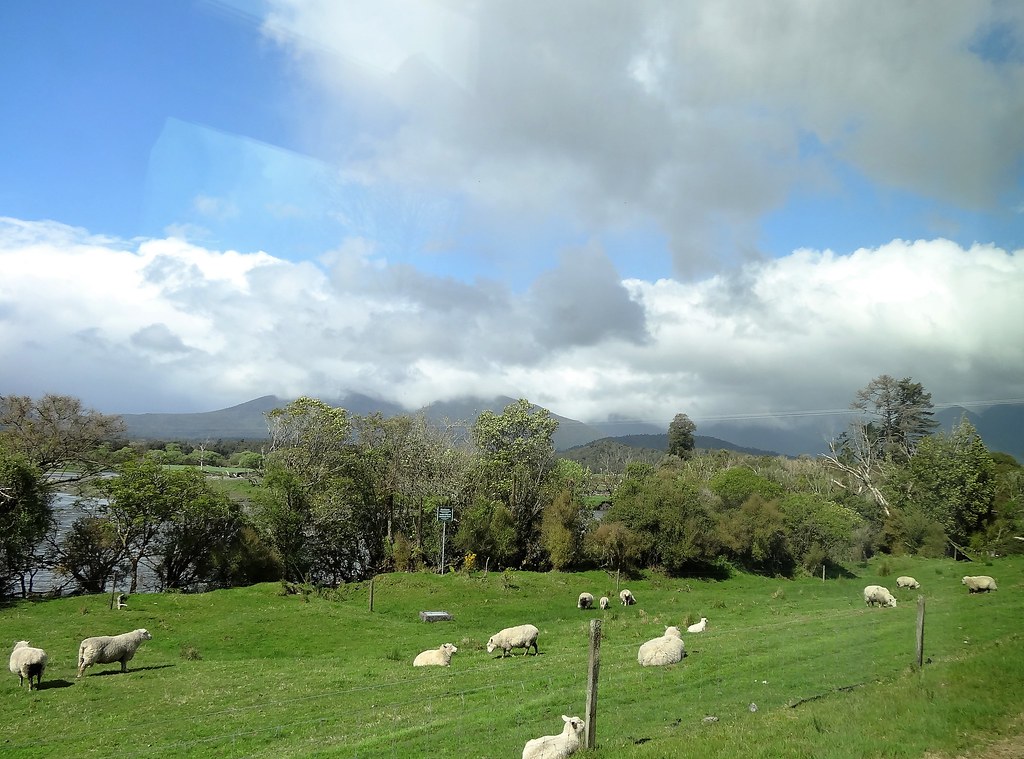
261 1 1024 273
2 217 1022 423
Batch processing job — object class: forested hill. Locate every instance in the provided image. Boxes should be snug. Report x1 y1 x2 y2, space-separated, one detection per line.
560 434 781 473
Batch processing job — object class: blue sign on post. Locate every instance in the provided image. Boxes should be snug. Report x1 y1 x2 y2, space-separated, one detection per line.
437 506 454 522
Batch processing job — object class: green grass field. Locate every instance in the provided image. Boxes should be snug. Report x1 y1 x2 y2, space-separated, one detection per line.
3 557 1022 758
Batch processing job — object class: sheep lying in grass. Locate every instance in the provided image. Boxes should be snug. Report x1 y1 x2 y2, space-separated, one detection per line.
896 576 920 589
863 585 897 608
619 589 636 606
487 624 539 657
77 628 152 677
599 596 610 610
413 643 458 667
577 592 594 610
522 714 586 759
687 617 708 633
638 626 685 667
9 641 47 690
962 575 998 593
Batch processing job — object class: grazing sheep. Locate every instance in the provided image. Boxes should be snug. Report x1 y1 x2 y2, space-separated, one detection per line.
863 585 897 608
577 592 594 610
619 589 636 606
599 596 610 610
522 714 586 759
637 626 685 667
413 642 458 667
687 617 708 633
9 641 47 690
962 575 998 593
896 576 920 589
487 624 540 657
77 628 152 677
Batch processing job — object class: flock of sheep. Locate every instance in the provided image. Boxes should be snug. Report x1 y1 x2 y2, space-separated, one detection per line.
8 628 152 691
863 575 998 608
9 571 1002 757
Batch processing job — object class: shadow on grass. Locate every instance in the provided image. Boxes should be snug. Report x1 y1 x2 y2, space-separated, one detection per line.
35 679 74 690
85 664 176 677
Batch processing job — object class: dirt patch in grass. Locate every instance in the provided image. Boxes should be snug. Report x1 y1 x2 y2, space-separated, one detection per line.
923 714 1024 759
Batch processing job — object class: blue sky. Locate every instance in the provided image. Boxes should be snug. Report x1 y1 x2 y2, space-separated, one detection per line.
1 1 1023 422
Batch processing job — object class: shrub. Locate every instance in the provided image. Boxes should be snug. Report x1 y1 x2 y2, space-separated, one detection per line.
180 643 202 661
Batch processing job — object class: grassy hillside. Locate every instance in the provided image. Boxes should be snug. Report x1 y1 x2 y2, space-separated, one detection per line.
3 558 1023 758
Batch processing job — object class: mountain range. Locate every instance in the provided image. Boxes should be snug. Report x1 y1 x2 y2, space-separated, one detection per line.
117 395 1024 461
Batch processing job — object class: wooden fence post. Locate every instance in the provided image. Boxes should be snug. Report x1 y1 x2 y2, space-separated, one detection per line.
369 577 375 613
585 619 602 749
915 595 925 668
109 572 118 610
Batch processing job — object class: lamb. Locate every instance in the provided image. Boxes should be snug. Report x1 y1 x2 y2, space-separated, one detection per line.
487 624 539 657
599 596 610 610
896 576 920 589
637 626 685 667
9 641 47 690
962 575 998 593
619 589 636 606
863 585 897 608
577 592 594 610
413 643 458 667
522 715 586 759
77 628 152 677
687 617 708 633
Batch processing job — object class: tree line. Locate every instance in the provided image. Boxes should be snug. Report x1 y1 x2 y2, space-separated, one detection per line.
2 378 1021 599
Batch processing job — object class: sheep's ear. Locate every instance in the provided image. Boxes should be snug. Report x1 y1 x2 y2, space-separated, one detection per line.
562 715 570 722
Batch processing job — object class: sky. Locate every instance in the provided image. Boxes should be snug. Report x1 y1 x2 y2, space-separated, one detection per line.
2 0 1023 429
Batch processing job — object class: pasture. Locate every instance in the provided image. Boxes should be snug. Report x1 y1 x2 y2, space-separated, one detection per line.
3 556 1023 758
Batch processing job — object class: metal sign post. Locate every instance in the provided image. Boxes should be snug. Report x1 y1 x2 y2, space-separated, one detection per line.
437 505 453 573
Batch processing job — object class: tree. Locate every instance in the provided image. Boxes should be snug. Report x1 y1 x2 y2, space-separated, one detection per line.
851 375 938 462
53 516 122 594
0 447 51 598
719 495 793 576
667 413 696 459
471 399 559 567
709 467 783 510
901 417 996 546
0 394 125 481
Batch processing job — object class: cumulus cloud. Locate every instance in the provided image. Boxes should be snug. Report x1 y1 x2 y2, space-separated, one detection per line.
2 217 1021 423
262 1 1024 273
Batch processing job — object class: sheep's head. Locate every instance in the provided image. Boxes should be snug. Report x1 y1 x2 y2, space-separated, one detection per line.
138 629 152 640
486 638 496 653
664 626 682 639
561 715 585 736
11 641 29 652
961 577 970 585
886 598 897 608
442 643 458 656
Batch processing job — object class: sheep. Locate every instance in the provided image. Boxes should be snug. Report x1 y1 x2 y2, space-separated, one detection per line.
413 643 458 667
687 617 708 633
599 596 610 610
522 715 586 759
619 589 636 606
9 641 47 690
487 624 539 658
637 626 685 667
863 585 897 608
77 628 152 677
577 592 594 610
896 576 920 589
962 575 998 593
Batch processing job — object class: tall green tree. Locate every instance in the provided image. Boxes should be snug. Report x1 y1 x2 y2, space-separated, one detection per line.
470 399 558 567
667 413 696 459
0 447 51 598
851 375 939 462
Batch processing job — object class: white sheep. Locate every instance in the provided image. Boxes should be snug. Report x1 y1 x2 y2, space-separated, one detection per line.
637 626 685 666
599 596 610 610
962 575 998 593
687 617 708 633
487 624 539 657
77 628 152 677
577 592 594 610
896 576 920 589
413 643 458 667
619 589 636 606
9 641 47 690
863 585 897 608
522 714 586 759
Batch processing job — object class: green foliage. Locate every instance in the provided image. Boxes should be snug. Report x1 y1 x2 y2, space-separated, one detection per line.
667 412 696 459
780 493 861 570
540 489 591 570
453 497 517 569
55 516 122 594
586 521 642 572
709 466 784 510
719 495 793 576
851 374 939 462
0 447 51 597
